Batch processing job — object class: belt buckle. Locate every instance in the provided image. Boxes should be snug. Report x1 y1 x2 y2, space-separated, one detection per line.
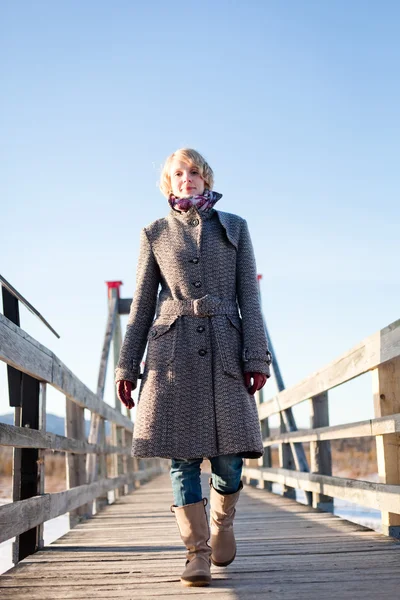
193 295 221 317
193 297 207 317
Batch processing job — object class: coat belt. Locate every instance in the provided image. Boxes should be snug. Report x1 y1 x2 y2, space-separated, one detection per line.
157 294 239 318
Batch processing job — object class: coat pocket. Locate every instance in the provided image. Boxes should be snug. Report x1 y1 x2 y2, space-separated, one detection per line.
146 315 179 368
227 314 242 334
212 314 243 379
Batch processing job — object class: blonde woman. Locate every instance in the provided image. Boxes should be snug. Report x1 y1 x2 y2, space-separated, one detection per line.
115 148 271 587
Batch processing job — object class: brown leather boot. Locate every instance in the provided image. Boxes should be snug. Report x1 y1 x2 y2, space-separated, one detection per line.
170 498 212 587
209 479 243 567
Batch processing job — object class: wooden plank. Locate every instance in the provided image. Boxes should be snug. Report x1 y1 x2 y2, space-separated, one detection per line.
0 274 60 338
1 581 400 600
309 391 333 510
0 312 53 380
3 568 400 587
373 357 400 537
0 313 132 431
243 466 400 515
52 357 131 430
1 472 399 600
0 466 161 543
263 412 400 445
259 319 400 419
0 422 130 454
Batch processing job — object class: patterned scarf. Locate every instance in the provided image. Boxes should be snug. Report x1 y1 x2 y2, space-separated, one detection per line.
168 189 222 213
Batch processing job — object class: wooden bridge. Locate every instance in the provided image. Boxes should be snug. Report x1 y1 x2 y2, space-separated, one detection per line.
1 275 400 598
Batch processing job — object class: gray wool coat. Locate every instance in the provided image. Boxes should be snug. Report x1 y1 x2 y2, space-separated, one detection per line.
115 205 272 460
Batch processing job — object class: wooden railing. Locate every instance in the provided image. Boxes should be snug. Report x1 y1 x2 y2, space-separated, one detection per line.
0 279 164 564
243 319 400 538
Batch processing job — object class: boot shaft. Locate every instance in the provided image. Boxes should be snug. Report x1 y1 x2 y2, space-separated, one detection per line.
171 498 212 586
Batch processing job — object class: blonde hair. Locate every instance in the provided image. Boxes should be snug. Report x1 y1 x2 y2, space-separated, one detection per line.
159 148 214 198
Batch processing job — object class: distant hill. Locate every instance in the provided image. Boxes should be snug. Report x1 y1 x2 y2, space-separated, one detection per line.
0 413 111 437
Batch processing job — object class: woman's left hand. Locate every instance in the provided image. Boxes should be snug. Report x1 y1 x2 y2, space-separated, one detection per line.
244 372 267 395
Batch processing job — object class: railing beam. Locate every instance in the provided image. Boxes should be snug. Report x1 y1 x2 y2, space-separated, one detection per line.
262 413 400 444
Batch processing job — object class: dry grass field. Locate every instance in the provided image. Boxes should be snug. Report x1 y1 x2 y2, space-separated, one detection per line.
0 447 67 498
268 436 378 482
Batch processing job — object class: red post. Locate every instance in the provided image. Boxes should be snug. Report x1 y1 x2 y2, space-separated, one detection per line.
106 281 123 299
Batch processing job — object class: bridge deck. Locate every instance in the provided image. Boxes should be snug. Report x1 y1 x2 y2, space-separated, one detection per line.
1 471 399 599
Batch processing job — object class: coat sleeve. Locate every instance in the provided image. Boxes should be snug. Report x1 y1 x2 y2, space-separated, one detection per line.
115 228 161 388
236 219 272 376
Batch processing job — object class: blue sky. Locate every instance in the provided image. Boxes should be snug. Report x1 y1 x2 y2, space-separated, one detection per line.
1 1 399 428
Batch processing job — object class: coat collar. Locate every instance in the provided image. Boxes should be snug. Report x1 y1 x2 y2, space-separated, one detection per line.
216 210 241 250
167 207 241 250
168 205 216 222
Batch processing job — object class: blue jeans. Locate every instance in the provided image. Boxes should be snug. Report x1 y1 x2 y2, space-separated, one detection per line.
170 455 243 506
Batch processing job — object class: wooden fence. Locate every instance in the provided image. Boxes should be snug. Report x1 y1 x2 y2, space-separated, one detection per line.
0 279 164 565
1 271 399 572
243 318 400 538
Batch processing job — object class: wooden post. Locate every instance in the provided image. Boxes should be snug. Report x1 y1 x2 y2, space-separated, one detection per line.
257 387 272 491
279 413 296 499
309 391 333 511
259 422 272 492
13 373 41 563
3 284 48 560
86 283 120 508
132 456 141 489
246 388 264 487
37 382 47 548
86 414 108 512
109 281 128 498
96 417 108 512
65 398 89 527
373 356 400 538
125 428 135 492
12 406 22 563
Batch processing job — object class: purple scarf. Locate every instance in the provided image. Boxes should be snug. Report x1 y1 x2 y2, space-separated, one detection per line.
168 189 222 213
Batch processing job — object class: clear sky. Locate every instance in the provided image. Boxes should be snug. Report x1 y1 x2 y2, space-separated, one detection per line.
1 1 399 429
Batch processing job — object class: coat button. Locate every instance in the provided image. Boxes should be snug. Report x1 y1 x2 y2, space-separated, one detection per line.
198 349 207 356
190 218 199 227
193 281 202 288
189 257 199 264
196 326 205 333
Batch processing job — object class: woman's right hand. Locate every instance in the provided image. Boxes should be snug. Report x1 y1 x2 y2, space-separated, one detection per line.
116 380 135 410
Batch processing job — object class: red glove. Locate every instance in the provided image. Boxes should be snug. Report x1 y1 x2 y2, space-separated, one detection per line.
116 380 134 410
244 372 267 395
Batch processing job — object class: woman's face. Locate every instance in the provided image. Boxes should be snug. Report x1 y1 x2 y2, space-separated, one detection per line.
169 159 205 198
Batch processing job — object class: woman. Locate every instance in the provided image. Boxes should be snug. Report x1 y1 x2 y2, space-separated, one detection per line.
115 148 271 587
